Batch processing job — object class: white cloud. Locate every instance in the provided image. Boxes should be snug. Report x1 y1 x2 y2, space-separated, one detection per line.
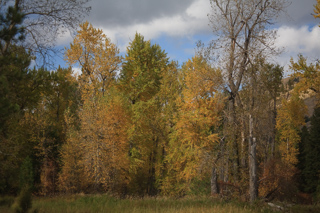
98 0 211 52
56 0 213 62
276 26 320 53
275 25 320 72
71 67 82 77
55 28 75 47
186 0 211 19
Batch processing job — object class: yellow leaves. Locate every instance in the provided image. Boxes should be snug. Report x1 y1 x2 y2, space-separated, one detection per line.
60 88 131 192
65 21 121 95
290 55 320 104
314 0 320 20
276 95 307 166
62 23 125 191
162 56 224 195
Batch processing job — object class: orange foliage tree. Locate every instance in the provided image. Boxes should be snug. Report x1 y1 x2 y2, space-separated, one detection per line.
59 22 129 193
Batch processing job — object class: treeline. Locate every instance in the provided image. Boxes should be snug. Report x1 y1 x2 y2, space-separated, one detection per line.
1 0 320 203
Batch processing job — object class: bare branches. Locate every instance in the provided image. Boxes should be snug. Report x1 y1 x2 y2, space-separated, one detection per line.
209 0 287 94
1 0 91 67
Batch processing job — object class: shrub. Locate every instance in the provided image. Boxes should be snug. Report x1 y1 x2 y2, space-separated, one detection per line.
12 186 32 213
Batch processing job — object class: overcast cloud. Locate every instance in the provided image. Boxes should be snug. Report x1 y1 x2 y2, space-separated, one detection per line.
88 0 194 27
278 0 318 27
84 0 212 49
58 0 320 72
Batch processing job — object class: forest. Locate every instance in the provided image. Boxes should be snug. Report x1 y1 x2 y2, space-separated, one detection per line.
1 0 320 210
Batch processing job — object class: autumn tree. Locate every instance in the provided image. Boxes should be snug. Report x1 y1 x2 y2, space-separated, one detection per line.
208 0 287 201
65 21 121 95
276 94 307 166
238 59 284 200
290 55 320 102
36 67 79 195
118 33 170 195
59 91 130 193
162 56 224 196
314 0 320 22
61 22 128 193
261 63 284 158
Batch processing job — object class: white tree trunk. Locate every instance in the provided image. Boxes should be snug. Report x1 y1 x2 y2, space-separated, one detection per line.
211 167 219 195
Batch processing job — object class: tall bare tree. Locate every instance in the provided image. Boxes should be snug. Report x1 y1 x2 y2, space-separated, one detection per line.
208 0 287 201
0 0 91 66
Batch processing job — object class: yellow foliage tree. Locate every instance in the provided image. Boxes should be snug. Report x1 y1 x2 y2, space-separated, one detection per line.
163 56 224 195
290 55 320 101
79 93 130 192
60 22 129 193
65 21 121 95
276 95 307 166
314 0 320 21
58 111 87 193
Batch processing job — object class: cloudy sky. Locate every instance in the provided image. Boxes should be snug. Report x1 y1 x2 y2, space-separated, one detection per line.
58 0 320 73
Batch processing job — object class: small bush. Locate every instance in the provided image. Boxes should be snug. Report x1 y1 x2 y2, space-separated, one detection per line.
12 187 32 213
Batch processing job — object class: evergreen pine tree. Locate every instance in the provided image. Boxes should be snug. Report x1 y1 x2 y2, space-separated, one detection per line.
298 107 320 194
304 107 320 193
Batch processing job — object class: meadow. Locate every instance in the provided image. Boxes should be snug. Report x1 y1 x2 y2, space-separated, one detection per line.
0 194 264 213
1 194 320 213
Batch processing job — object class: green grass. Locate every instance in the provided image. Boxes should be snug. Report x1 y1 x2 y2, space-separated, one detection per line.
1 194 318 213
0 195 259 213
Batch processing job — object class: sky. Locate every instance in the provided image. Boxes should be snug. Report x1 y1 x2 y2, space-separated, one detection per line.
56 0 320 74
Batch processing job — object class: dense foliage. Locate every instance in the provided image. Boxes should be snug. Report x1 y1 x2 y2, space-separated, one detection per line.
1 0 320 206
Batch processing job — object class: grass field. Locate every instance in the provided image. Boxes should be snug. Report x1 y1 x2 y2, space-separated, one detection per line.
1 194 320 213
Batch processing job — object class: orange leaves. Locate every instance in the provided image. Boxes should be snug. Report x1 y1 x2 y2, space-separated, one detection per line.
60 23 129 192
59 93 130 193
259 158 298 201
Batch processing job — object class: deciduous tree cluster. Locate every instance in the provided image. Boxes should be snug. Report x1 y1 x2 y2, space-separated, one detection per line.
1 0 320 204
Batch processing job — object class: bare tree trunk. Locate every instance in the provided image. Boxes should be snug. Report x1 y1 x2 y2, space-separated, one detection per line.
211 167 219 195
249 114 258 202
219 137 226 182
240 118 246 168
228 96 240 183
271 97 277 158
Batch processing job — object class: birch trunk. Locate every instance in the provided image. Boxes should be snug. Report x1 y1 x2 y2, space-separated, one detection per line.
211 167 219 195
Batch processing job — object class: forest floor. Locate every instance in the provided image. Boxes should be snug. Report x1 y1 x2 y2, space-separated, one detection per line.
1 194 320 213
